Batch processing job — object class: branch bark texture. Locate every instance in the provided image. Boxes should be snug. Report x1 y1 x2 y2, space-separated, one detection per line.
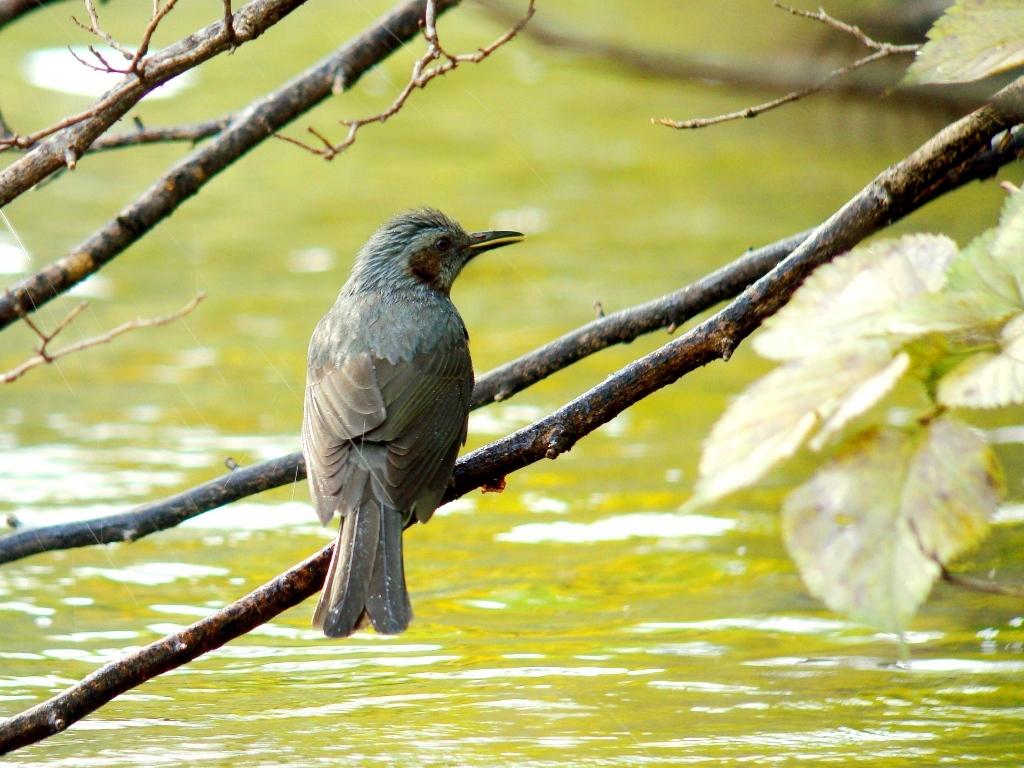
0 0 462 331
0 544 332 755
0 0 310 206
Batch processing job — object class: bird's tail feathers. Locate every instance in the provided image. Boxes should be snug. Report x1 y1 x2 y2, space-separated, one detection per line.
313 496 380 637
365 504 412 635
312 473 412 638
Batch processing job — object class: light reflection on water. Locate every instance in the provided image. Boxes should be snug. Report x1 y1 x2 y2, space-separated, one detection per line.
2 477 1024 765
3 0 1024 763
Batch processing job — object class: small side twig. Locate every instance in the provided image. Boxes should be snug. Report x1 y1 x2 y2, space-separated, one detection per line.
0 101 110 154
0 0 181 153
90 114 235 151
654 3 920 130
276 0 535 159
2 114 235 155
71 0 134 63
71 0 181 76
942 567 1024 598
0 109 13 141
1 292 205 384
221 0 236 48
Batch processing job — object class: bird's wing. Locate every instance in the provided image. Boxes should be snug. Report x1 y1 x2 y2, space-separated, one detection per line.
367 341 473 519
303 341 473 525
303 351 386 524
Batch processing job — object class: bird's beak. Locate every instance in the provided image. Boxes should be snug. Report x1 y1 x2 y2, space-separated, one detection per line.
467 230 525 254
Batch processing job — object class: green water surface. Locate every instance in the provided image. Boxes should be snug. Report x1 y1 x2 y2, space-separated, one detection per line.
2 1 1024 764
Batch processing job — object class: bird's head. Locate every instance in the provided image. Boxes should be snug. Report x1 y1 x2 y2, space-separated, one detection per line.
351 208 523 296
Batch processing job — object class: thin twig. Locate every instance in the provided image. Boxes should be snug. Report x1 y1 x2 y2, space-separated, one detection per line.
0 0 463 331
2 78 1024 753
66 44 116 74
71 0 181 75
0 98 115 154
942 567 1024 598
777 3 897 48
71 0 135 62
89 114 236 151
221 0 236 48
654 3 920 130
0 293 204 384
276 0 534 159
130 0 180 71
0 0 313 203
474 0 986 116
0 115 232 165
3 114 237 155
18 300 88 357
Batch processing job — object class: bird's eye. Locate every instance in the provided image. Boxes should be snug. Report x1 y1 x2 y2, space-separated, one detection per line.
435 236 451 252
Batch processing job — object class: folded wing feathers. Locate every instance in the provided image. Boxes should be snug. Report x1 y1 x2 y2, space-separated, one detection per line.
365 507 412 634
305 342 472 580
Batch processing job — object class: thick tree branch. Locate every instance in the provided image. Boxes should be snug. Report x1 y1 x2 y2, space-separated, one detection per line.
3 111 1024 566
0 0 304 205
0 0 463 333
0 0 66 29
2 80 1024 753
0 543 333 755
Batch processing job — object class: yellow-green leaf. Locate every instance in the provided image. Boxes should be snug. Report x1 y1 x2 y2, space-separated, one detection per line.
902 419 999 564
754 235 957 361
988 186 1024 285
693 342 904 504
782 419 999 632
938 312 1024 407
904 0 1024 85
893 229 1022 334
809 352 910 451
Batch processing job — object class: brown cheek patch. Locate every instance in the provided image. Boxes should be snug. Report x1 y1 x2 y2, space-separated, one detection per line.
409 251 445 291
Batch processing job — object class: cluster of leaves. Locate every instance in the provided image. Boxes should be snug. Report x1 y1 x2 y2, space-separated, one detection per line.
689 189 1024 632
683 0 1024 636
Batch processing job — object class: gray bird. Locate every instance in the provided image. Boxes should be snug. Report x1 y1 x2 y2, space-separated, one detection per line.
303 209 523 638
